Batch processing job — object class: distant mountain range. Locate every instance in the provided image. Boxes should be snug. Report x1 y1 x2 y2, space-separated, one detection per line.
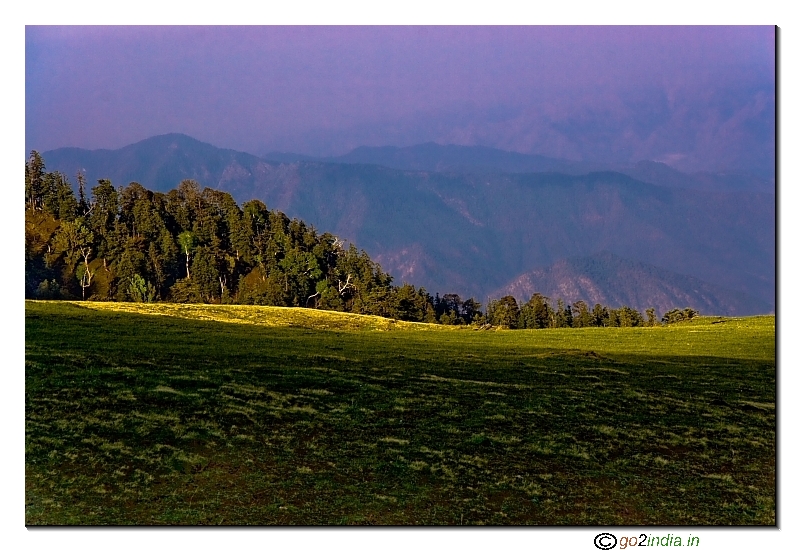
264 143 600 175
266 142 775 194
41 133 776 315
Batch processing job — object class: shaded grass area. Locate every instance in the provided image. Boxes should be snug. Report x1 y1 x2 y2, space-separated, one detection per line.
26 301 775 525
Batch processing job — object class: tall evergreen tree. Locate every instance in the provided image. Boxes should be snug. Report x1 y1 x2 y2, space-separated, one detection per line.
25 151 46 211
487 295 520 328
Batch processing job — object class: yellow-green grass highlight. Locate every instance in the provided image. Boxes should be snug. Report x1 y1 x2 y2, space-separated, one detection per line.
26 301 775 525
66 300 463 332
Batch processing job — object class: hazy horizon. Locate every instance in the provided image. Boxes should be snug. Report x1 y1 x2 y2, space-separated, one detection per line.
26 26 775 179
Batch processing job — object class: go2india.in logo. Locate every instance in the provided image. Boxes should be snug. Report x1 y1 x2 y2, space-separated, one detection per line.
594 533 700 549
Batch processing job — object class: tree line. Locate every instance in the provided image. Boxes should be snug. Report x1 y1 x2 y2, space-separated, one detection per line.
25 151 697 327
485 294 698 328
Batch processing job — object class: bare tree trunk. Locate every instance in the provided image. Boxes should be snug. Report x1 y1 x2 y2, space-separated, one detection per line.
338 274 353 295
80 248 94 301
80 266 94 300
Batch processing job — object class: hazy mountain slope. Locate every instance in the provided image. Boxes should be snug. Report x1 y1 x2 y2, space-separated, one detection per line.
329 143 600 174
622 160 775 195
235 165 774 310
43 133 277 195
478 171 774 301
41 135 775 313
494 251 771 316
231 161 499 295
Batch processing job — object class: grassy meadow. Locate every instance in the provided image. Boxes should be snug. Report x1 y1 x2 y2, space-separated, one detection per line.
25 301 775 525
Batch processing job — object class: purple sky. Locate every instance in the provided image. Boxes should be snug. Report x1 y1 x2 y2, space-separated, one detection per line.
26 26 775 177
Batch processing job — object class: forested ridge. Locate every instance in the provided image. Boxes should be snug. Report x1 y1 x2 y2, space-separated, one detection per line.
24 151 694 327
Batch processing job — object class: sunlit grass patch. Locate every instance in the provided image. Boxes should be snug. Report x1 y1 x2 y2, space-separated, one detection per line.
65 300 462 332
739 401 774 410
380 437 410 445
300 388 333 396
153 385 183 395
703 473 736 484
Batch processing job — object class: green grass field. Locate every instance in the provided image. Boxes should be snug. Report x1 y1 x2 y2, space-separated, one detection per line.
25 301 775 525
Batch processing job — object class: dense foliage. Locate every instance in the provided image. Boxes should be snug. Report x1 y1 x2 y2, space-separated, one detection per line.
25 151 698 327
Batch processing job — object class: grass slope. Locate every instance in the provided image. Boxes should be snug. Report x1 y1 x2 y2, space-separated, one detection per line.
25 301 775 525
